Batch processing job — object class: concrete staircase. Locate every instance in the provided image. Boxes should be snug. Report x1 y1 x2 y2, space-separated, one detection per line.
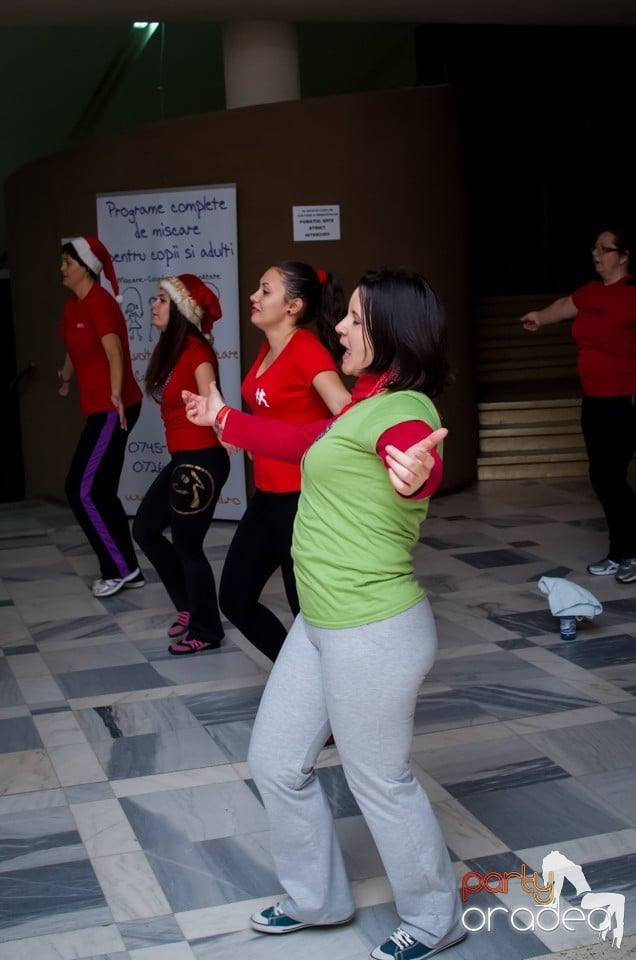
477 398 587 480
474 294 587 480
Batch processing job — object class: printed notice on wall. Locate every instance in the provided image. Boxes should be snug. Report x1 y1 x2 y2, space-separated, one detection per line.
292 205 341 242
96 184 246 519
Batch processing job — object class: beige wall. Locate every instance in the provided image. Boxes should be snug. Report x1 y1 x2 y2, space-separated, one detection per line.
6 85 478 501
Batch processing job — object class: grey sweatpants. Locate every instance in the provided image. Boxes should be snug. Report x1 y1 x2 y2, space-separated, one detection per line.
247 599 462 947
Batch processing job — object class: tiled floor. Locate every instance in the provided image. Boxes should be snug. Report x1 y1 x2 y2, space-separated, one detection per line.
1 477 635 960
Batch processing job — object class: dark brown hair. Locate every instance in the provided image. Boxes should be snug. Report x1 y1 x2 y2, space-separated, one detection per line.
274 260 345 359
144 299 218 396
356 267 450 397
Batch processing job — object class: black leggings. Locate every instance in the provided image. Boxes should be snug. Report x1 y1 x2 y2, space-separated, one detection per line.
581 394 636 561
65 402 141 580
219 489 300 661
133 446 230 644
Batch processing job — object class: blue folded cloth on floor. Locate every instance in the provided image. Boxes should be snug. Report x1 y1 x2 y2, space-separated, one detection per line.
538 576 603 619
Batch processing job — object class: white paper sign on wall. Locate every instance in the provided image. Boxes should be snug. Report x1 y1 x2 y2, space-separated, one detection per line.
292 204 341 242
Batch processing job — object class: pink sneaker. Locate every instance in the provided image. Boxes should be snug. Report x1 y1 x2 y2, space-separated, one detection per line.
168 634 219 656
167 611 190 638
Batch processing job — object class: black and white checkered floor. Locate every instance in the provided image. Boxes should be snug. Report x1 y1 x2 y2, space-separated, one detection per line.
1 477 635 960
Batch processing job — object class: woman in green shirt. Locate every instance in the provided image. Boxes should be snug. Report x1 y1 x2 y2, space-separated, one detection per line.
184 268 465 960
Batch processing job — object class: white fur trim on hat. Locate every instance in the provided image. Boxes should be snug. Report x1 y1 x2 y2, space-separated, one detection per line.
159 277 203 328
71 237 103 276
65 235 121 301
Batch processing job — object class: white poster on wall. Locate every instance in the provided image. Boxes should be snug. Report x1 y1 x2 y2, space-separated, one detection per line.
96 184 245 520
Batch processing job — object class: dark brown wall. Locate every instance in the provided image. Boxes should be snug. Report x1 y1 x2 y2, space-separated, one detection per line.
6 85 478 502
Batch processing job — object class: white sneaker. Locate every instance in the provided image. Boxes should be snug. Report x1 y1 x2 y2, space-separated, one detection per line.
92 568 144 597
615 558 636 584
586 557 619 576
122 569 145 589
91 569 145 592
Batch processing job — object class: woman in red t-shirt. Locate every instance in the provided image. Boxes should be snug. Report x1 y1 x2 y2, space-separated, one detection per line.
132 274 230 654
521 225 636 581
219 261 351 662
57 235 143 598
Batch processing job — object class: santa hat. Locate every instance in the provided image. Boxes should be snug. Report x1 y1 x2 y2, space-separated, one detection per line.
70 236 121 302
159 274 222 335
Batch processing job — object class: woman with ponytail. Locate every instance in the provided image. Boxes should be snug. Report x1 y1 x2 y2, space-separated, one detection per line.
218 261 350 662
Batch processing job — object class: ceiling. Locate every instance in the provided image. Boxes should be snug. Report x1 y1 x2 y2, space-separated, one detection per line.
4 0 636 25
2 0 636 268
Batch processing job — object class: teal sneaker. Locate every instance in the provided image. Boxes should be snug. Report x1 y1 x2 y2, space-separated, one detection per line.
250 901 354 935
371 927 466 960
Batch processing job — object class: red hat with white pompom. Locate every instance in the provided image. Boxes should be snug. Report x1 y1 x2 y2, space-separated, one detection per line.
159 274 222 335
70 236 121 302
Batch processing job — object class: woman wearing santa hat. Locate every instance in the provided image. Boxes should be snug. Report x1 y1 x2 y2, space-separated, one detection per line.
132 274 230 654
58 235 144 598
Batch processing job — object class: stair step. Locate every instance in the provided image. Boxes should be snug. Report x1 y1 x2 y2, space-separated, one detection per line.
478 461 589 480
479 367 577 383
477 398 581 411
480 423 583 437
478 450 586 465
480 434 585 453
479 409 580 427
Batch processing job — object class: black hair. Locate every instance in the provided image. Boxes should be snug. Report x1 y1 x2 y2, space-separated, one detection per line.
274 260 345 359
356 267 450 398
144 298 217 397
61 241 98 282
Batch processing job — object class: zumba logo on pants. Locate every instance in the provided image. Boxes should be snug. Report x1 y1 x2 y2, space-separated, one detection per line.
170 464 215 514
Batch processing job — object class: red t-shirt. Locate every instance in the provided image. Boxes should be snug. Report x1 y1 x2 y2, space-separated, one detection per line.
157 334 221 453
572 277 636 396
242 328 339 492
59 283 142 415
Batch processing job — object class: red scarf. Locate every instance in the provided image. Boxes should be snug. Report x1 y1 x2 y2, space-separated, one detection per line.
339 370 394 416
